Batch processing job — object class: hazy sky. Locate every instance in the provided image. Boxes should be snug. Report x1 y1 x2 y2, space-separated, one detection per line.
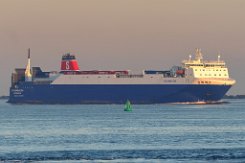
0 0 244 95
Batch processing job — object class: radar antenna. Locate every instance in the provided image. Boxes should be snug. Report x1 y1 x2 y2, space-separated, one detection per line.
217 52 221 63
189 54 192 61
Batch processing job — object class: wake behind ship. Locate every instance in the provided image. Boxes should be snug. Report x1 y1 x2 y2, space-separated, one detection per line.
9 49 235 104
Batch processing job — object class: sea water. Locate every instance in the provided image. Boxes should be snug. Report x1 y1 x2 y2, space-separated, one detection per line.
0 99 245 162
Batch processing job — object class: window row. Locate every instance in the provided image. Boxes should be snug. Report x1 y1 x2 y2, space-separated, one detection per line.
198 81 211 84
199 74 227 77
195 69 226 72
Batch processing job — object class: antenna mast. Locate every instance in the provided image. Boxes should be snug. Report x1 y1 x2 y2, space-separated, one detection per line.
25 48 32 82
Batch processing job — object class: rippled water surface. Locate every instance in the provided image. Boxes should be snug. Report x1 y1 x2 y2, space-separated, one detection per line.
0 99 245 162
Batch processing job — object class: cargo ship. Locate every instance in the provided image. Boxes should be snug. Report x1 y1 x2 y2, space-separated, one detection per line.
9 49 235 104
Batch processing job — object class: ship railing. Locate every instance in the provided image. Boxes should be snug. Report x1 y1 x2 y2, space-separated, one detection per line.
183 60 226 66
116 74 144 78
182 59 225 63
183 63 226 68
163 75 185 78
204 62 226 67
33 80 53 84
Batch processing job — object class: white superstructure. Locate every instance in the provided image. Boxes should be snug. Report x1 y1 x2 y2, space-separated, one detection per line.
182 49 235 85
51 49 235 86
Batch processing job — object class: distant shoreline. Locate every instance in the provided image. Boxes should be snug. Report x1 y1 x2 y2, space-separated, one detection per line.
0 96 9 100
223 95 245 99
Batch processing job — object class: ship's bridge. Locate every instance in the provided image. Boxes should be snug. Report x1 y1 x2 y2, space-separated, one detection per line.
181 49 234 83
182 49 226 68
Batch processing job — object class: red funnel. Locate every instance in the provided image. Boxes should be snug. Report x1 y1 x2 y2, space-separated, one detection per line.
61 53 80 71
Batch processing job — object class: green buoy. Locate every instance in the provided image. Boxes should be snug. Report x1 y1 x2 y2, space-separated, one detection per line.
124 100 132 112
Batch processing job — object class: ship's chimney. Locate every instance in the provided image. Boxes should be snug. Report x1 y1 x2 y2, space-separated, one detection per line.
61 53 80 72
25 48 32 82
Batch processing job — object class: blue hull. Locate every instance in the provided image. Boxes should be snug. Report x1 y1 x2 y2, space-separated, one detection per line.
9 84 231 104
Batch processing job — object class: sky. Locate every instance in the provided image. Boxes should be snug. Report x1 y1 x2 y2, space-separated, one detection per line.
0 0 244 95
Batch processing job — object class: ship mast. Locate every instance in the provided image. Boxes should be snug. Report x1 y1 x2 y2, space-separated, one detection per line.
25 48 32 82
195 48 203 63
